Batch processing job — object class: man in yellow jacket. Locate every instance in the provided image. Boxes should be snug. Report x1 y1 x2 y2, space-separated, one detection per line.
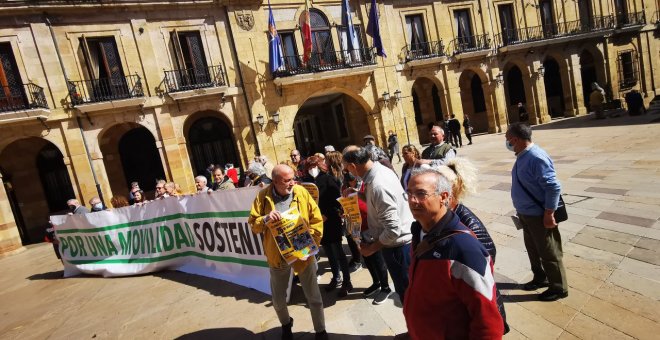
248 164 327 340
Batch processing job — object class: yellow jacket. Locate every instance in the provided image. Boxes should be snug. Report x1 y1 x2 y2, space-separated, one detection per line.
248 184 323 273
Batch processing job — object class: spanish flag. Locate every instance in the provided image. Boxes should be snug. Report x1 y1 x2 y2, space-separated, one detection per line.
300 0 313 63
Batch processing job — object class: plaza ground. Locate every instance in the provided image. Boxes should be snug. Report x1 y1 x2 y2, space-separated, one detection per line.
1 111 660 339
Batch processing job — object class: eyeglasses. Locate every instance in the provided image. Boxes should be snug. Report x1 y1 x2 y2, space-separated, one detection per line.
403 191 438 202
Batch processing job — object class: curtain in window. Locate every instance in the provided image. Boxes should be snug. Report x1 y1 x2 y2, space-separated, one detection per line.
454 11 472 47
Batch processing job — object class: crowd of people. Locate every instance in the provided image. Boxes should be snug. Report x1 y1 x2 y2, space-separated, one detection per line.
245 122 567 339
55 122 567 339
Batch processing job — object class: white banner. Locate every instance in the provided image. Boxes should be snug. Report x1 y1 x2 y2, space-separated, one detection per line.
50 187 272 295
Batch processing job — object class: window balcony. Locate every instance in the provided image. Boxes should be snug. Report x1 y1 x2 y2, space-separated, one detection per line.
616 11 646 27
1 82 48 113
68 74 143 107
273 47 377 79
447 34 490 56
495 17 617 50
164 65 226 93
405 40 446 62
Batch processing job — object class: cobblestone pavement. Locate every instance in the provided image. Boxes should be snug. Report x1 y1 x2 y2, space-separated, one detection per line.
1 111 659 339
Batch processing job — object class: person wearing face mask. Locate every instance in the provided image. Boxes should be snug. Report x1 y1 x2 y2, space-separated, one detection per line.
506 123 567 302
88 197 105 212
301 156 353 298
246 162 272 187
66 198 89 215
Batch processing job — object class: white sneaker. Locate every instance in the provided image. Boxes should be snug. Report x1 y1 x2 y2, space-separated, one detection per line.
372 288 392 305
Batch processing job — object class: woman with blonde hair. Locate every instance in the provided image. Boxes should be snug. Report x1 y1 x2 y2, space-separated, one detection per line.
400 144 421 191
324 151 343 183
443 157 509 334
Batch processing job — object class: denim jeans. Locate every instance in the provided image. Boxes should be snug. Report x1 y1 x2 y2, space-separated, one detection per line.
381 243 411 303
324 242 351 283
364 250 389 289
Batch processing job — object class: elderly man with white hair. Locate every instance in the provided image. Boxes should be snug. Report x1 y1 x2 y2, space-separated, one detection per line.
256 155 275 178
195 175 210 193
247 161 272 187
66 198 90 215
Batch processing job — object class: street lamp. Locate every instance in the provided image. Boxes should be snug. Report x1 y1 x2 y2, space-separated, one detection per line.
271 111 280 125
256 113 265 130
382 91 391 102
537 65 545 77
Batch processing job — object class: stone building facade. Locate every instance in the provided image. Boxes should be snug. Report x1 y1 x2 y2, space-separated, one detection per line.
0 0 658 255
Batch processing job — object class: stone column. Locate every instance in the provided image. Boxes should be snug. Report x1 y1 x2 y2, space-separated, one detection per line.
567 53 588 116
0 173 24 256
491 76 509 131
444 71 465 123
532 60 551 124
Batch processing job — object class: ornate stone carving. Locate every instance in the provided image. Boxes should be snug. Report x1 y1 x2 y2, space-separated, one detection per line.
236 10 255 31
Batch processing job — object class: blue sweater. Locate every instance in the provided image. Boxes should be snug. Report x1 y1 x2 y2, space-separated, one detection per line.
511 144 562 216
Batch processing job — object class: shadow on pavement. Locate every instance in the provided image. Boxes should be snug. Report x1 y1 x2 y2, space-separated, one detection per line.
502 293 541 303
495 282 520 290
175 327 393 340
154 270 271 304
532 112 660 131
27 270 64 280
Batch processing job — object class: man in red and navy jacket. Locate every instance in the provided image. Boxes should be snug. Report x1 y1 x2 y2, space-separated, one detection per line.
403 166 503 339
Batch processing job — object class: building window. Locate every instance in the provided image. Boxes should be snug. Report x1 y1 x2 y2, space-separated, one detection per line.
309 9 335 64
498 4 517 45
0 43 26 111
280 31 299 68
171 31 210 86
79 36 129 100
405 15 427 52
618 50 637 89
454 10 473 39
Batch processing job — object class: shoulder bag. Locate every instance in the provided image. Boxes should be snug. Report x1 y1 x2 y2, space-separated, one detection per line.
514 168 568 223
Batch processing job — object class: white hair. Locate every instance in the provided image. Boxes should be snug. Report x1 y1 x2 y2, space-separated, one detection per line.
446 157 479 201
194 176 207 184
410 166 454 196
247 162 266 176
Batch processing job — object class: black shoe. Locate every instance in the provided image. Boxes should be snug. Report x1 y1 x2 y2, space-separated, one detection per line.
538 289 568 301
315 330 329 340
338 281 353 298
325 278 342 292
522 279 549 291
363 284 381 298
348 261 362 273
373 287 392 305
281 317 293 340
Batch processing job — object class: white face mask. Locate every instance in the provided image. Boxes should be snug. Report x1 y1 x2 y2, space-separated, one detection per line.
308 167 320 178
93 203 103 210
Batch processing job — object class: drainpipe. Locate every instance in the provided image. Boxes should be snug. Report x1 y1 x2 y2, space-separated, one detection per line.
223 6 261 157
45 15 106 206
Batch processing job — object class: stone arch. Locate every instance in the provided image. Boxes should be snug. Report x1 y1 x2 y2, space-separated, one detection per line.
99 122 166 199
0 137 75 244
502 60 534 123
183 110 241 179
411 76 448 144
458 68 492 133
293 88 372 156
579 47 607 111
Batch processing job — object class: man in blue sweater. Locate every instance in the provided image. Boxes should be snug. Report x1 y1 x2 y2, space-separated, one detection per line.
506 123 568 302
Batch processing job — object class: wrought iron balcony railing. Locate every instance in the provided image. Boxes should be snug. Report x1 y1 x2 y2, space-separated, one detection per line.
273 47 376 78
587 14 617 31
68 74 143 106
447 34 490 55
494 17 619 47
405 40 446 61
0 82 48 113
617 11 646 27
164 65 226 93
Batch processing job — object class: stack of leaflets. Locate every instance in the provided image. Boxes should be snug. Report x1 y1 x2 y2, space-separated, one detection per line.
337 194 362 243
266 207 319 264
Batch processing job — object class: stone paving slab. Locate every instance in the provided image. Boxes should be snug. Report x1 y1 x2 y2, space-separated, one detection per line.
2 114 660 339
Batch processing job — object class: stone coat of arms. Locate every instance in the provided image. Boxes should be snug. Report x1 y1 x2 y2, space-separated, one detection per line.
236 11 255 31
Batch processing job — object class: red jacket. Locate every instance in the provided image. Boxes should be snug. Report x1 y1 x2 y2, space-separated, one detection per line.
404 211 503 340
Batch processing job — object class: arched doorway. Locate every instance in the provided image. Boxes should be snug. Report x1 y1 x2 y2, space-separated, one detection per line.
459 70 489 133
412 78 446 144
0 138 75 244
100 123 165 199
294 91 370 156
187 116 240 177
543 57 566 117
504 65 527 123
580 50 599 111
